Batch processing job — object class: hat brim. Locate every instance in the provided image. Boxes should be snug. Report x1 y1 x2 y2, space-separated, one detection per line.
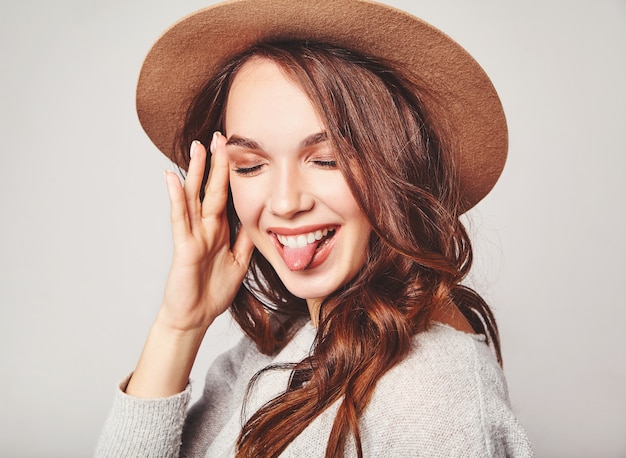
136 0 507 211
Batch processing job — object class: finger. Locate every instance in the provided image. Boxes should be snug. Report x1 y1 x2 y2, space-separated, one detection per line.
164 170 191 238
183 141 207 224
231 227 255 271
202 132 230 219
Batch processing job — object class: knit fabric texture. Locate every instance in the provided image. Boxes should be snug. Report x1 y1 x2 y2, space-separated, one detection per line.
95 323 534 457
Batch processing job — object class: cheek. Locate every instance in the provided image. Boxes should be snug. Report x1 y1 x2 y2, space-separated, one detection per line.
325 180 364 220
230 180 261 230
334 185 371 243
230 182 253 226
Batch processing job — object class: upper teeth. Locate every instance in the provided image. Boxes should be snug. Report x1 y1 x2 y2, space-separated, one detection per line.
276 227 333 248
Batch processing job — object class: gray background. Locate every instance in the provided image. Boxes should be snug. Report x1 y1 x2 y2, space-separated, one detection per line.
1 0 624 456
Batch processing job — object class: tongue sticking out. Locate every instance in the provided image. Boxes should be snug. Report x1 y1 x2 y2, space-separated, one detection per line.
282 241 321 271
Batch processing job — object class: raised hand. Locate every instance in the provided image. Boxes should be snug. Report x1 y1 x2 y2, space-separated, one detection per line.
126 133 254 398
160 133 254 332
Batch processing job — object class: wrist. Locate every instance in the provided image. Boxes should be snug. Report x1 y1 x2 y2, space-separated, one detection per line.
154 303 217 336
126 315 210 399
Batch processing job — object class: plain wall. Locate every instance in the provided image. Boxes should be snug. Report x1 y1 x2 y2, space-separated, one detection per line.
1 0 624 456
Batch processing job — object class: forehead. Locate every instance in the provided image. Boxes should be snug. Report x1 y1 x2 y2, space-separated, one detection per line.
224 57 325 138
227 57 300 103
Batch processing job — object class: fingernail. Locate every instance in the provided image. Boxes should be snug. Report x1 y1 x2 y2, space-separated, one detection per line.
210 132 219 153
190 140 201 158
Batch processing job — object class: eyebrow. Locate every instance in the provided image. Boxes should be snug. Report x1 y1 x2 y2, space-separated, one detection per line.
226 131 328 150
225 135 261 150
301 131 328 148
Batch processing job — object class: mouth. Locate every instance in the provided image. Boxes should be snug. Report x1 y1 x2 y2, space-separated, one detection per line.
271 226 337 271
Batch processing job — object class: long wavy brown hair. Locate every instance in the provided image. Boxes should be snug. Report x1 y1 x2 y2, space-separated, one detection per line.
175 41 501 458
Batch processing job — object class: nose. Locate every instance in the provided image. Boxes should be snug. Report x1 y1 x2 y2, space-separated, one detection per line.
267 165 314 218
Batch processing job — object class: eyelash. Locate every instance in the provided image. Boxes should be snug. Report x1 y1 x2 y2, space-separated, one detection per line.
313 160 337 169
232 159 337 176
233 164 264 176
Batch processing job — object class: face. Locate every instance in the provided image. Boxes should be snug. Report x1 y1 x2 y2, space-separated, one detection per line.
224 58 371 308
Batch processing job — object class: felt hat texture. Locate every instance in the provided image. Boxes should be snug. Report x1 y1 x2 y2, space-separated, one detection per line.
137 0 507 210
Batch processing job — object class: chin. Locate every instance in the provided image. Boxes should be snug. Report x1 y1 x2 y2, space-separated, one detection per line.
274 263 353 302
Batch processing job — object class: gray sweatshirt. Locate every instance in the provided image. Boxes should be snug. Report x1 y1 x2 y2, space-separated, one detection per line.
96 322 533 457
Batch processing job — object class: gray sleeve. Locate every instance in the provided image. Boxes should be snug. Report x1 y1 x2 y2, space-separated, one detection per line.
94 375 191 458
94 336 262 458
474 343 535 457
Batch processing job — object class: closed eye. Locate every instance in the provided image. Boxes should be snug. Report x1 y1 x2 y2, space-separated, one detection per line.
312 160 337 169
233 164 264 176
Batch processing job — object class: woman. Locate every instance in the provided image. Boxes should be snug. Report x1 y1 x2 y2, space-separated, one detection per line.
97 1 533 456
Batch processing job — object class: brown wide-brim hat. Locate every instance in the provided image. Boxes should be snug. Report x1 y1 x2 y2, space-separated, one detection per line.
137 0 507 211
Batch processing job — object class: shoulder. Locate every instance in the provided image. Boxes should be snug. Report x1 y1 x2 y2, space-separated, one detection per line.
359 324 532 456
200 332 277 401
203 320 314 389
402 322 504 391
368 323 505 415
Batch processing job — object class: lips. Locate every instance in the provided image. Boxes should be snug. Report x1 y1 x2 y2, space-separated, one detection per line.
270 226 337 271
